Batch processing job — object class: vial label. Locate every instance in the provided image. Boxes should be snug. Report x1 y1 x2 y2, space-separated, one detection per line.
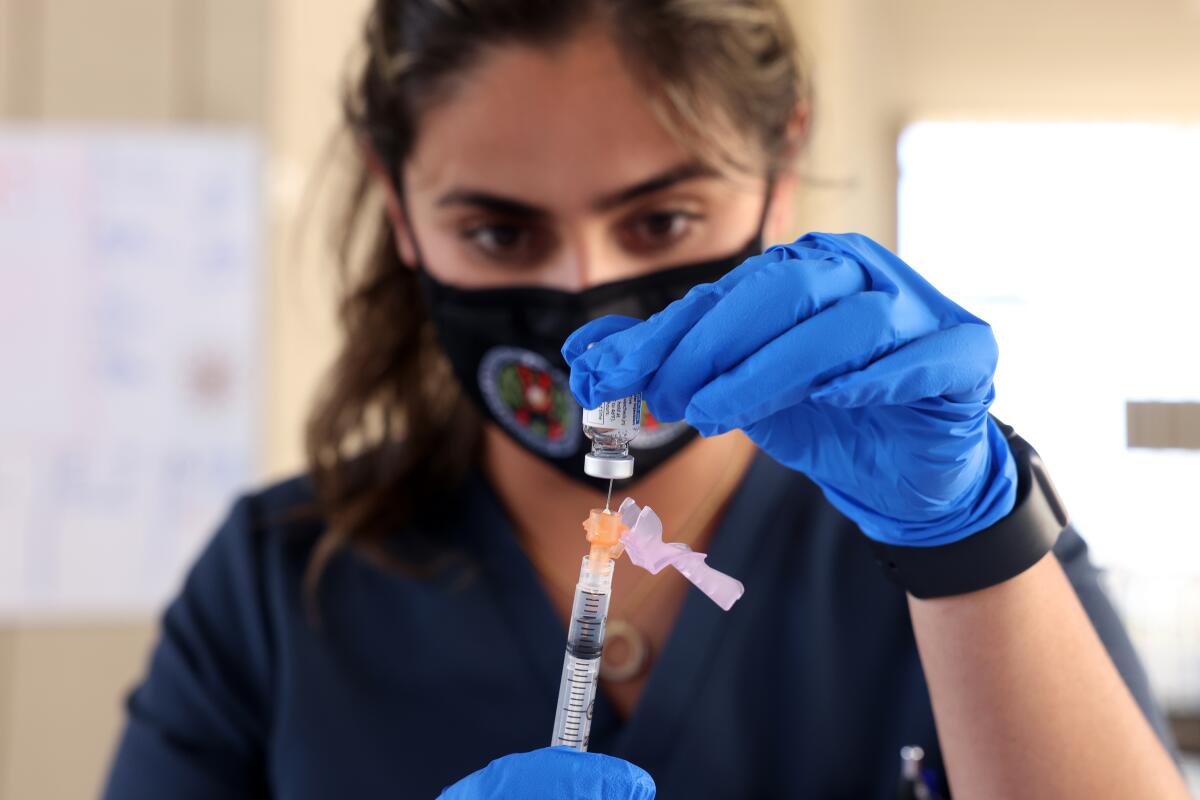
582 396 642 428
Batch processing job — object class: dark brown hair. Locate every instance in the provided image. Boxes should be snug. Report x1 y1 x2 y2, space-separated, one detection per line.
304 0 811 595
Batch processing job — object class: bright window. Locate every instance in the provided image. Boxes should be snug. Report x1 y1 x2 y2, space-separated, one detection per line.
898 123 1200 713
897 121 1200 576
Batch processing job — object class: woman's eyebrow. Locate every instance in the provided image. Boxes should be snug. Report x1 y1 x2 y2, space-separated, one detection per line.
435 191 547 218
592 162 717 211
434 162 717 218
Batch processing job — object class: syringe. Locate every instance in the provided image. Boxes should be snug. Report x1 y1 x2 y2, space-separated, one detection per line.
547 500 747 749
550 554 613 749
551 393 639 749
550 509 627 750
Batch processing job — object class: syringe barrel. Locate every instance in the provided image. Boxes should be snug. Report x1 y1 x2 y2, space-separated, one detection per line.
550 652 602 750
550 556 613 750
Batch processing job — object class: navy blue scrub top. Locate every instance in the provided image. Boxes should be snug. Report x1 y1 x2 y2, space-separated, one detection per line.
103 451 1173 799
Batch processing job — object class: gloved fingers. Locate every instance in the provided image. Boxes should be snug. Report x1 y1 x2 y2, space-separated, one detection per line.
642 252 868 422
740 401 839 473
563 233 956 414
562 248 802 408
564 284 725 408
795 231 989 327
683 291 918 435
808 323 999 409
560 315 643 365
439 747 655 799
796 232 901 293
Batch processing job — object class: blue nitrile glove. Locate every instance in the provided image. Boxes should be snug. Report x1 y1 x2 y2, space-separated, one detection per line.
439 747 656 799
563 232 1017 547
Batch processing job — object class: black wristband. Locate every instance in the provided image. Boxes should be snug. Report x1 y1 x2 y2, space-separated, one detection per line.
867 419 1069 599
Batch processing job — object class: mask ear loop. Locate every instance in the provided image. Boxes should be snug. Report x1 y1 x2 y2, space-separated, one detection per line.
353 126 430 271
752 174 777 249
394 178 431 272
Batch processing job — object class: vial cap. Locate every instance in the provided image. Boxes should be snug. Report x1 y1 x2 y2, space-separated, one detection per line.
584 452 634 479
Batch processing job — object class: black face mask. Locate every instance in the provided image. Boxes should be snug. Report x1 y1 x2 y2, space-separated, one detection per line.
415 235 762 486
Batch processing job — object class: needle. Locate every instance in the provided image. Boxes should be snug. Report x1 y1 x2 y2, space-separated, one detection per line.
604 478 614 513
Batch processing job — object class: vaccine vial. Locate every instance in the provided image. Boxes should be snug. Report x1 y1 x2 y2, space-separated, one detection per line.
582 395 642 480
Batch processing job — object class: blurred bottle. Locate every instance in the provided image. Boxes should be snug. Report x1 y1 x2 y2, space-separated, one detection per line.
896 745 936 800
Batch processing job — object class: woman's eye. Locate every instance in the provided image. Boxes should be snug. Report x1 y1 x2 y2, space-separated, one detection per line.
461 222 547 264
618 210 701 255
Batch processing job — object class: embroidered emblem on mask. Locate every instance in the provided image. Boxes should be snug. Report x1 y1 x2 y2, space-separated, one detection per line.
478 346 581 457
629 401 691 450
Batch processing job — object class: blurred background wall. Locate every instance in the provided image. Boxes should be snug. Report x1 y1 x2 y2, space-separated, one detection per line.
0 1 1197 797
0 2 360 796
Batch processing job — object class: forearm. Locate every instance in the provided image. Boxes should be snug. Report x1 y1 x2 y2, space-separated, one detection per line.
909 552 1187 800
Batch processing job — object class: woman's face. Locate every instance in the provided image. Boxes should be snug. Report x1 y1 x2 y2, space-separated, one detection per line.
395 26 783 291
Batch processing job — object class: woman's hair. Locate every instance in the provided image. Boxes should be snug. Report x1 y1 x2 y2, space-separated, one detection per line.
304 0 811 596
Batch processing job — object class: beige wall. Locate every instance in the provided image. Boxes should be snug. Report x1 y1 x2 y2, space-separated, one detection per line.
2 1 1198 798
789 0 1200 248
0 625 156 799
262 0 371 482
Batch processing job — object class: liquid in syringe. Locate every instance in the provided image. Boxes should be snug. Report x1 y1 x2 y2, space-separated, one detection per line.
550 509 627 750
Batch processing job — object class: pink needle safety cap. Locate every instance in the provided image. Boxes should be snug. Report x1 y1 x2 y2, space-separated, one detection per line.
617 498 745 611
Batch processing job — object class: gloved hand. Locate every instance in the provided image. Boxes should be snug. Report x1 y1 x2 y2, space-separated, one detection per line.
439 747 656 799
563 232 1017 547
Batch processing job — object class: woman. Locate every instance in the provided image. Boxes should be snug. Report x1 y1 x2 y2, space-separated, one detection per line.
104 1 1188 798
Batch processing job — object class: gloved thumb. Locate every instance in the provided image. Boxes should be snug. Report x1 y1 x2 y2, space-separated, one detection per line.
439 746 656 799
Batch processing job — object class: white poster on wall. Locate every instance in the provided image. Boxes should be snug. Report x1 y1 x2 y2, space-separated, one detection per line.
0 127 262 620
